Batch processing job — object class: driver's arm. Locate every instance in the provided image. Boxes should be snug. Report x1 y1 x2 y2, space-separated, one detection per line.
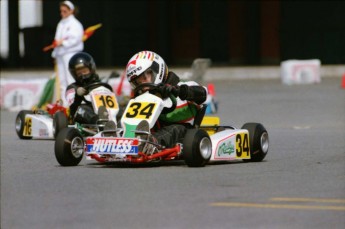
178 84 207 105
69 94 83 118
66 85 84 118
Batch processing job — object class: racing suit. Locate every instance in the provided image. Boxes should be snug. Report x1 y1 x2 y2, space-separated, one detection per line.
65 74 102 124
52 14 84 106
152 72 207 148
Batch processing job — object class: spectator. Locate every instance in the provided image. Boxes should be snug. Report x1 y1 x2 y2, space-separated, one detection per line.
52 1 84 106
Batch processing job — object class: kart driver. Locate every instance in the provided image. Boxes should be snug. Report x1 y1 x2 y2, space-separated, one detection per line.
66 51 110 124
125 51 207 153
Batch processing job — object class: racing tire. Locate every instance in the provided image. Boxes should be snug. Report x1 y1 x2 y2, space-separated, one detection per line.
53 111 68 138
15 110 33 139
183 129 212 167
241 123 269 162
55 128 84 166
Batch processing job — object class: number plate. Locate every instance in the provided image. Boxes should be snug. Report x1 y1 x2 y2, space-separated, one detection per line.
124 101 157 120
23 117 32 136
94 94 118 109
235 133 250 159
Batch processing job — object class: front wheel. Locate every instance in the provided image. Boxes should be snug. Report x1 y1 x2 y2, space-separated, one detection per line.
55 128 84 166
15 110 33 139
53 111 68 138
183 129 212 167
241 123 269 162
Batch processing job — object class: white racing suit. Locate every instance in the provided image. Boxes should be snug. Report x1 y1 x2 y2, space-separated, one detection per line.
152 72 207 148
52 14 84 106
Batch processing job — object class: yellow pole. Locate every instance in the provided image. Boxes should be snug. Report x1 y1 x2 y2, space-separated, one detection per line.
54 62 61 102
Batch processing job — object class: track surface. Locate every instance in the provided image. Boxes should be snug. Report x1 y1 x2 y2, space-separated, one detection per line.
1 78 345 229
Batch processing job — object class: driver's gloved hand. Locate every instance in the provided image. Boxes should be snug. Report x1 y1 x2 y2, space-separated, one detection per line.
177 84 207 104
177 84 189 100
76 87 87 96
158 84 179 98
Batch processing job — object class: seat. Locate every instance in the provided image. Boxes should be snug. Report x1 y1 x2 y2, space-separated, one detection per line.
193 105 207 128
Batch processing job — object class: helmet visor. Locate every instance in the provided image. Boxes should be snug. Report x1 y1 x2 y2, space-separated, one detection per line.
131 69 156 88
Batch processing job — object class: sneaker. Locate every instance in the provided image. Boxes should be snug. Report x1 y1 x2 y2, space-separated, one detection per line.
104 120 116 131
135 120 150 133
103 121 117 137
135 120 150 153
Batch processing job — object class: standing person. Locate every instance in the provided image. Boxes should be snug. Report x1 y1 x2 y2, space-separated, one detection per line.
125 51 207 154
52 1 84 106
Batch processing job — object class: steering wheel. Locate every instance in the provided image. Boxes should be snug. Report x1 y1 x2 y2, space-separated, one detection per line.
84 82 113 92
134 83 160 97
133 83 177 114
81 82 114 104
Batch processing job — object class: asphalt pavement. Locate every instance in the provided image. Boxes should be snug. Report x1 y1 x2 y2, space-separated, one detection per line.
1 77 345 229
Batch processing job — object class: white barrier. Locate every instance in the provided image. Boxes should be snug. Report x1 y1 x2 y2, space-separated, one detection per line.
281 59 321 85
0 78 48 111
0 75 132 112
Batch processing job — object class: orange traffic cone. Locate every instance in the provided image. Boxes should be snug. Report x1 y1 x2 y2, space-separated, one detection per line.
207 83 216 96
341 73 345 89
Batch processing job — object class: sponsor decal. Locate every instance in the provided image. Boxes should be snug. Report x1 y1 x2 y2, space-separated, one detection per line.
86 138 139 154
127 66 142 77
217 141 235 157
39 129 49 137
159 64 164 80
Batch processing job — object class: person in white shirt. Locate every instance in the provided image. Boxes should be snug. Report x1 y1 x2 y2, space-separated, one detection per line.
52 1 84 106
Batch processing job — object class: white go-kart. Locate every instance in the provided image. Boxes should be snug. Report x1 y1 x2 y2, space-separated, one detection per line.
54 82 269 167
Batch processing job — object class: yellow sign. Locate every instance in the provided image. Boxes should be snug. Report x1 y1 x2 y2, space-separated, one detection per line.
94 94 118 109
125 102 157 120
235 133 250 159
23 117 32 136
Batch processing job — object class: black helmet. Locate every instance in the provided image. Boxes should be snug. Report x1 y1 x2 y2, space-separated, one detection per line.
68 52 99 85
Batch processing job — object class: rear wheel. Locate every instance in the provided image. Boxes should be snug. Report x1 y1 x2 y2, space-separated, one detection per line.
55 128 84 166
183 129 212 167
15 110 33 139
53 111 68 138
241 123 269 162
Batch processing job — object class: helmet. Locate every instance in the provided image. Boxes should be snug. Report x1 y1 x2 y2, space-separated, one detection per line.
68 52 98 85
126 51 168 89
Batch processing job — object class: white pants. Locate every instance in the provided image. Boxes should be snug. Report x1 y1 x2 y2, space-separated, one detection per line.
55 52 76 106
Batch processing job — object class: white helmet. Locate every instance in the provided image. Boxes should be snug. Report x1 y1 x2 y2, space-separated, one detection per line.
126 51 168 89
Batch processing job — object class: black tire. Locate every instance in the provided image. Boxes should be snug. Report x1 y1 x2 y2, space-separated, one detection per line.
183 129 212 167
55 128 84 166
241 123 269 162
15 110 33 139
53 111 68 138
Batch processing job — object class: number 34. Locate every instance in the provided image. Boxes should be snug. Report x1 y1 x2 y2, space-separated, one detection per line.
125 102 156 119
236 133 249 157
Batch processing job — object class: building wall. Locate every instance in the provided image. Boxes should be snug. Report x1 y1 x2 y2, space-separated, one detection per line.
2 0 344 68
280 1 345 64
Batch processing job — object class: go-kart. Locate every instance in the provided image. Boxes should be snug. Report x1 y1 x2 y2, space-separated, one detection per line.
15 82 118 140
54 83 269 167
15 101 68 139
